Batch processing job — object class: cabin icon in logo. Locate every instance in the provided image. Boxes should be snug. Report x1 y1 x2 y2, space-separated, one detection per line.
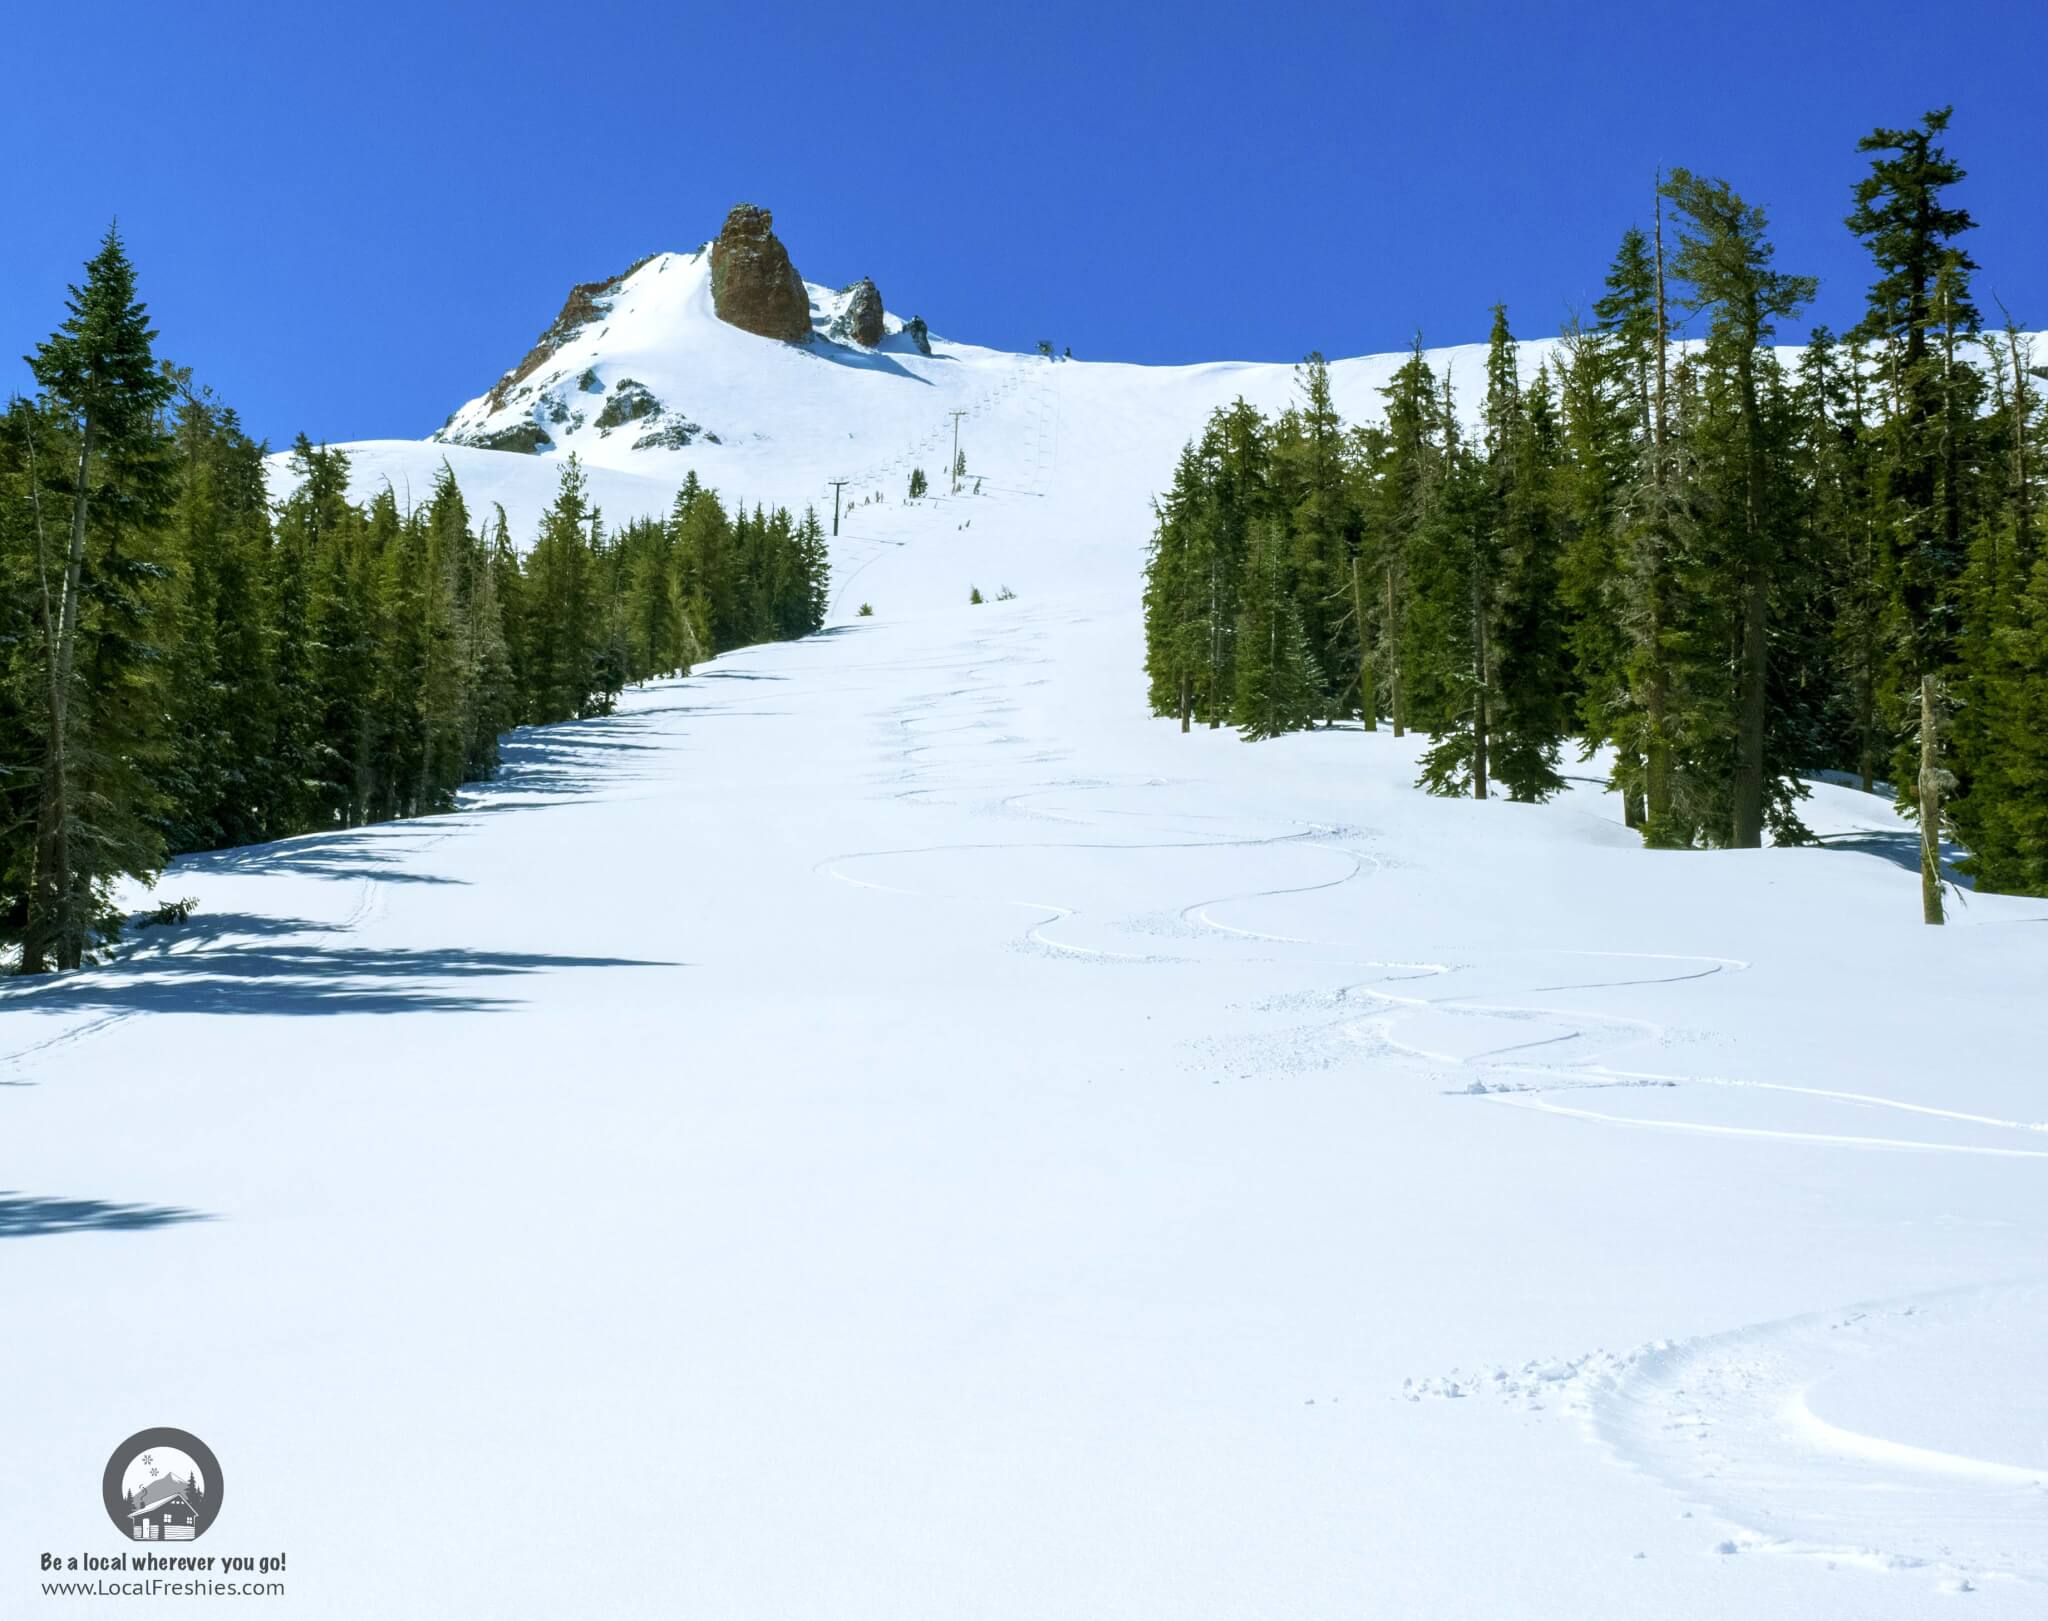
102 1428 224 1543
126 1469 205 1541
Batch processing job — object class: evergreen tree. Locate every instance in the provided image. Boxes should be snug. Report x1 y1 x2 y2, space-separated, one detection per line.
1274 354 1357 720
1950 319 2046 891
522 457 599 722
794 506 830 636
1491 360 1570 799
1231 517 1318 739
1410 352 1493 797
462 508 519 780
1553 314 1640 816
19 226 176 970
1846 107 1980 920
1143 442 1212 730
161 387 277 851
1367 339 1450 737
1662 167 1817 847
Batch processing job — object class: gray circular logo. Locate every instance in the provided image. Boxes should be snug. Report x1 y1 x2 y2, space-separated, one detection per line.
103 1429 222 1543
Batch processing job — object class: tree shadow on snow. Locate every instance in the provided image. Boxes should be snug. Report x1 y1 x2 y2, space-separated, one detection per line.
463 729 670 810
1809 828 1973 888
0 913 678 1020
0 1193 213 1238
178 828 467 887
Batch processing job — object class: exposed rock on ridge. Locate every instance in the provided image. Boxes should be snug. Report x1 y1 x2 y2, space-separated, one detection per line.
709 204 811 343
829 278 886 347
479 255 654 416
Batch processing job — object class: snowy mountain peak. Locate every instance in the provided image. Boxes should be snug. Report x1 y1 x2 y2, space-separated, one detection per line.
432 206 939 466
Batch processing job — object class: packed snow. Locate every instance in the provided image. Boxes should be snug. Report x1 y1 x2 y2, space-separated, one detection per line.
10 258 2047 1619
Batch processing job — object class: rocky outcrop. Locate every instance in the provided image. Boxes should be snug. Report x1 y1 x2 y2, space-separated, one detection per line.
594 378 662 433
466 421 553 454
482 275 622 415
633 417 703 451
709 204 811 343
829 278 886 347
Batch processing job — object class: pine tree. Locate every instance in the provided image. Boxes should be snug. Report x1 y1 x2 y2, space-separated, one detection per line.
1950 318 2046 891
1607 197 1687 845
1553 314 1640 815
1662 167 1817 847
1846 107 1980 920
19 226 177 970
1367 339 1450 737
1143 442 1212 729
0 401 55 951
161 387 278 851
1231 517 1318 739
1195 401 1266 725
1582 226 1668 826
462 508 519 778
794 506 830 636
1411 349 1493 797
522 457 599 722
1797 330 1889 793
414 463 474 812
1274 354 1356 720
1491 360 1570 799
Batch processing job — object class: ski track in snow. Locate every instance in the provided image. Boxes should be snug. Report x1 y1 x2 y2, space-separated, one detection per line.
801 609 2048 1601
1593 1283 2048 1586
1404 1282 2048 1589
815 610 2048 1170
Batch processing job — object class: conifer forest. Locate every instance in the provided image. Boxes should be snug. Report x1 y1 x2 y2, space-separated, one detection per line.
1 233 829 971
1143 111 2044 916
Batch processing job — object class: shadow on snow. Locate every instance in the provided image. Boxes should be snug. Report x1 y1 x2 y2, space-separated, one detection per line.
0 913 677 1020
178 827 466 887
0 1193 212 1239
1809 828 1973 888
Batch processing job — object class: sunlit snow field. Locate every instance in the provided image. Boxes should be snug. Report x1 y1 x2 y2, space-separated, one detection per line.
6 267 2045 1618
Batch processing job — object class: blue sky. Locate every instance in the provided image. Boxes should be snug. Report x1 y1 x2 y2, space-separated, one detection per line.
5 0 2043 446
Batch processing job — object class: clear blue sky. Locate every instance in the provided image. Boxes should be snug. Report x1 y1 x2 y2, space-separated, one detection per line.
5 0 2043 447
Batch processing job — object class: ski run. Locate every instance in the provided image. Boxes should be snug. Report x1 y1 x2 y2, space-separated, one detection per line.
6 240 2046 1619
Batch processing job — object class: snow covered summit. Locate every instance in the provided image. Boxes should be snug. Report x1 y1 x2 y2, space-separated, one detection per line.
431 242 944 466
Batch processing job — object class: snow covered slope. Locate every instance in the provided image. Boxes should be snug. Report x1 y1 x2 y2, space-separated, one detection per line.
12 244 2044 1620
271 241 2037 570
266 242 1578 555
430 247 969 466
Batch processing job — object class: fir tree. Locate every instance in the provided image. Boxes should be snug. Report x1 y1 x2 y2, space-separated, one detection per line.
19 226 176 970
1231 517 1318 740
1490 360 1570 799
1662 167 1817 847
1846 107 1979 920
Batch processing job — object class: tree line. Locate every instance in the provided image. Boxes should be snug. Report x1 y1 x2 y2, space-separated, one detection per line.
1143 108 2044 918
2 231 829 973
